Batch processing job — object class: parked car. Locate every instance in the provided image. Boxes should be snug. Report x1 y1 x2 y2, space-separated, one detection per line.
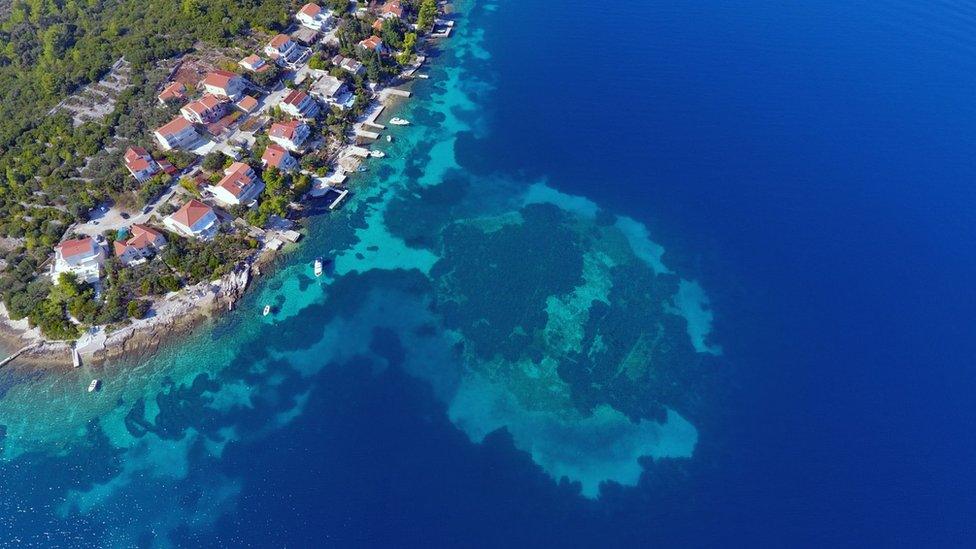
120 212 130 219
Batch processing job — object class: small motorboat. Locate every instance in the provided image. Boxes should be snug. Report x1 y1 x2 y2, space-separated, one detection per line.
416 74 429 79
88 379 100 393
386 135 393 142
370 150 386 158
357 166 368 172
389 117 410 126
314 258 324 277
263 304 271 316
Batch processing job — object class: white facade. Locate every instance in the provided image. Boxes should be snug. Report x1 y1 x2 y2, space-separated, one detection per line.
154 118 199 151
297 4 333 31
52 240 104 285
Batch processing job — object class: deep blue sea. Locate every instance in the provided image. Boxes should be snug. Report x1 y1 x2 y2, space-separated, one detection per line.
2 0 976 546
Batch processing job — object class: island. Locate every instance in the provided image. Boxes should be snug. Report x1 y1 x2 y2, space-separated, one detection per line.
0 0 451 367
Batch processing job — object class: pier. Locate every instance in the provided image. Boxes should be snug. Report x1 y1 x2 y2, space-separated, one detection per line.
329 189 350 210
0 343 40 368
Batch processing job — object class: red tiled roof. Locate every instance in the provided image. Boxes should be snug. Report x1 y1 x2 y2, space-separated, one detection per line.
262 143 291 169
58 237 95 259
241 54 264 68
359 36 383 50
157 159 177 175
201 70 239 91
237 96 259 113
217 162 258 198
158 82 186 102
380 1 403 17
157 116 193 137
171 199 214 229
372 19 384 31
282 89 309 106
124 147 148 163
299 3 321 17
270 34 292 49
270 120 303 140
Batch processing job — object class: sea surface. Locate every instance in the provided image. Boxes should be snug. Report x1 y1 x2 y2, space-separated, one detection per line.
2 0 976 546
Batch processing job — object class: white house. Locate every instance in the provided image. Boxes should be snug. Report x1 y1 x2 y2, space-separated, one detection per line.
52 237 104 285
164 199 219 240
309 73 348 104
279 89 320 119
201 70 247 100
113 224 167 266
261 143 299 172
123 147 159 182
379 0 404 19
209 162 265 206
180 94 227 125
154 116 199 151
157 82 187 105
265 34 299 63
297 3 333 31
269 120 311 151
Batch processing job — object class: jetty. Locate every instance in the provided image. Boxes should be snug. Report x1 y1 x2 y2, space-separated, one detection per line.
0 343 40 368
329 189 350 210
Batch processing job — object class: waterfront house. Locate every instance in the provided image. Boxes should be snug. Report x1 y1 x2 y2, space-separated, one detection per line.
180 94 227 125
123 147 160 182
113 224 167 266
297 3 332 31
157 82 187 105
201 70 247 100
209 162 265 206
269 119 311 151
239 54 269 73
262 143 299 172
309 74 348 104
265 34 299 63
154 116 199 151
332 55 365 76
357 36 386 54
53 237 103 285
164 199 219 240
279 89 320 119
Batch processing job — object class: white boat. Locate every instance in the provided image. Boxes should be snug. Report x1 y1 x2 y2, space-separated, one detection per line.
389 117 410 126
314 258 323 277
370 150 386 158
416 74 429 79
263 304 271 316
386 135 393 142
88 379 100 393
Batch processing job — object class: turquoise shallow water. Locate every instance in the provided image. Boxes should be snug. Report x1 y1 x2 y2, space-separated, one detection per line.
0 1 723 544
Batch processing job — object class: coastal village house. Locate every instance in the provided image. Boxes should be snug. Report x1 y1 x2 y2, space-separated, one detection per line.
279 89 320 119
357 36 386 54
239 54 268 73
297 3 332 31
52 237 104 285
262 143 299 172
164 199 219 240
201 70 247 100
180 94 227 125
154 116 199 151
123 147 160 182
309 74 349 106
265 34 299 64
209 162 265 206
332 55 365 76
236 95 259 114
113 224 167 266
379 0 404 19
157 82 187 105
269 119 311 151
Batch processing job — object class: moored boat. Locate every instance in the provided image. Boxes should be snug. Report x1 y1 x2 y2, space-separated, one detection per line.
389 117 410 126
88 379 100 393
263 304 271 316
386 135 393 142
370 150 386 158
314 258 323 277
